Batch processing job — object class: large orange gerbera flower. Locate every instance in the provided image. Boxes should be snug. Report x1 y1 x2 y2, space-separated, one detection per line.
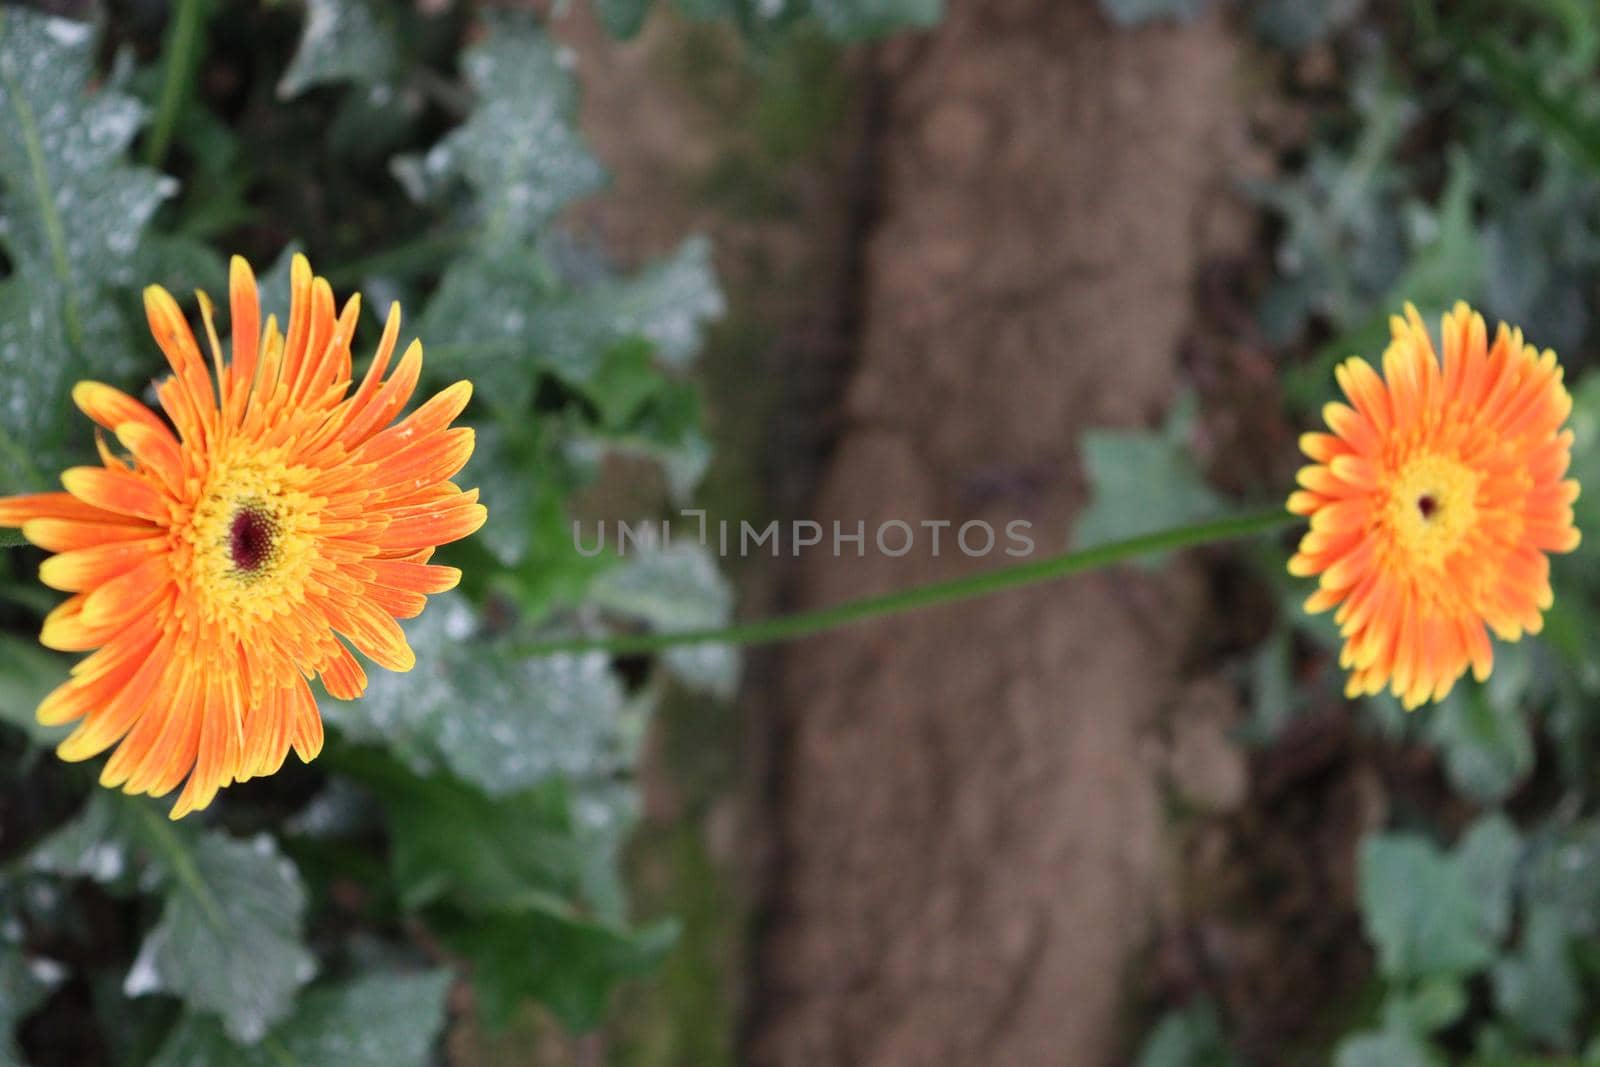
1289 302 1580 709
0 255 486 817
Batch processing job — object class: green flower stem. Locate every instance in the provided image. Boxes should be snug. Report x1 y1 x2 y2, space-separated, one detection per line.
514 507 1298 658
144 0 207 169
0 530 24 549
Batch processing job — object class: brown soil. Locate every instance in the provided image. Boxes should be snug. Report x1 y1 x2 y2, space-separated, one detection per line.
537 2 1310 1065
746 3 1249 1065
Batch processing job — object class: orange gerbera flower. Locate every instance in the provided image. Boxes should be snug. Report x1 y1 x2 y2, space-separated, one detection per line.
0 255 486 818
1289 302 1580 709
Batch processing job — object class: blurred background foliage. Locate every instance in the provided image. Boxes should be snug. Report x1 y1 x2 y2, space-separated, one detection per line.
7 0 1600 1064
1092 1 1600 1065
0 0 931 1063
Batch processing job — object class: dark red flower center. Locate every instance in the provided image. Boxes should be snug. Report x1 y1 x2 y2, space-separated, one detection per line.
1417 493 1439 520
228 507 276 573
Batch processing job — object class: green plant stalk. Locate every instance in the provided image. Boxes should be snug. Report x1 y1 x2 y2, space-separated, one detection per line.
144 0 207 169
0 529 24 549
514 507 1297 658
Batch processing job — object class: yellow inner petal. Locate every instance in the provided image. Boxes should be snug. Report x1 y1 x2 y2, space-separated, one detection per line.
181 450 321 625
1382 451 1482 571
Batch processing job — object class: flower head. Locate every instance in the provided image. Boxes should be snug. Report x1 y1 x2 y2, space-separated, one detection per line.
0 255 486 817
1289 302 1580 709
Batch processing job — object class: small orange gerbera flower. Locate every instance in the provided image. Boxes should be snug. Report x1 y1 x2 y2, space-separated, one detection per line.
0 255 486 818
1289 302 1580 709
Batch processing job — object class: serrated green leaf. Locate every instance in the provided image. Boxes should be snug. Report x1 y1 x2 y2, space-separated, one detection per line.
125 821 316 1044
279 0 401 98
323 592 635 797
1492 906 1581 1049
421 237 722 409
148 971 451 1067
1072 395 1226 563
391 14 603 240
1359 833 1497 980
0 9 174 491
542 237 724 378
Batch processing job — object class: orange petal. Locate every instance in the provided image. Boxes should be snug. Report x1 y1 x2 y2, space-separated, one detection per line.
72 382 171 439
0 492 134 527
61 468 168 522
38 537 165 592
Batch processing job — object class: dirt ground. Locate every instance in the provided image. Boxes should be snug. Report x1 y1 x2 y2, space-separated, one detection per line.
747 4 1248 1065
552 1 1268 1064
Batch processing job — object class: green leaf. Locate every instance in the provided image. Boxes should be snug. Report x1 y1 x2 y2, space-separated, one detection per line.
590 543 740 698
149 971 452 1067
1391 151 1486 312
469 420 552 567
125 818 317 1044
1525 820 1600 939
1283 152 1485 411
0 633 70 747
1334 1030 1440 1067
568 379 713 501
391 14 604 241
1425 683 1534 804
587 341 667 431
441 908 676 1032
340 755 663 1031
595 0 655 37
29 793 144 885
809 0 945 38
542 237 724 378
0 9 174 491
1252 0 1364 48
1072 394 1226 563
1098 0 1210 28
1460 29 1600 175
1386 978 1468 1036
1454 814 1522 945
1359 833 1497 980
420 237 723 411
322 593 636 797
278 0 402 98
344 754 626 917
0 937 64 1065
1492 906 1580 1049
1136 1001 1241 1067
1567 375 1600 536
27 798 317 1042
135 232 228 298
